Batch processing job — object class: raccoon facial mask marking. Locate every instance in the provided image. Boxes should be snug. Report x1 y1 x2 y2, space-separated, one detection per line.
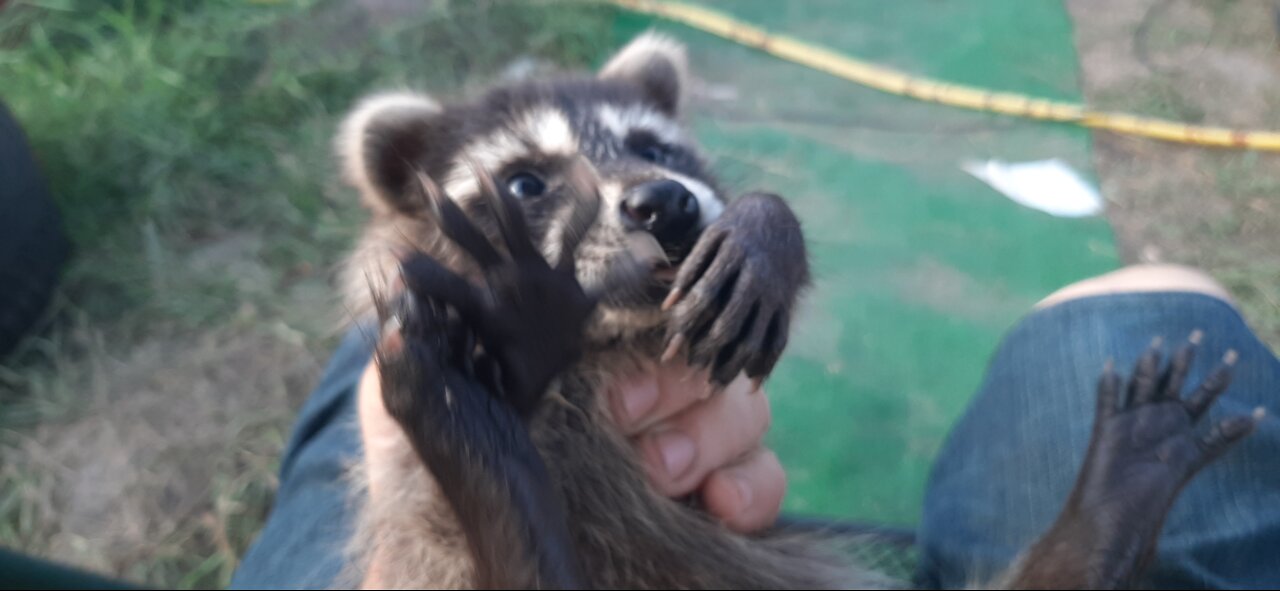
664 171 723 228
596 103 684 147
595 104 721 228
442 107 577 201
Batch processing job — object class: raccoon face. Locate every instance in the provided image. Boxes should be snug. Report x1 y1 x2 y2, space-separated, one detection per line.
338 32 724 327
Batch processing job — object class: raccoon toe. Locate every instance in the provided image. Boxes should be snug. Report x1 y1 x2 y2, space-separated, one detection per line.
402 166 600 414
1066 336 1261 537
662 250 791 386
662 192 807 386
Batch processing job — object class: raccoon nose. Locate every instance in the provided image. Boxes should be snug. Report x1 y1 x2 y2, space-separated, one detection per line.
620 180 700 247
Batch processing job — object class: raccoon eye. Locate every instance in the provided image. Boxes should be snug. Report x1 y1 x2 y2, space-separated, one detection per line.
626 131 674 165
637 144 668 164
506 172 546 198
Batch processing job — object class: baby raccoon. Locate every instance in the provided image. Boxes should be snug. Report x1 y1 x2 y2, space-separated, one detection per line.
334 33 1259 590
337 31 817 588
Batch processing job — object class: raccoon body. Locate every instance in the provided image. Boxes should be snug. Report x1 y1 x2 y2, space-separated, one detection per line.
333 32 872 589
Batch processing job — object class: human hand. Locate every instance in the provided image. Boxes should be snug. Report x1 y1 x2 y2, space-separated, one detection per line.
606 361 785 533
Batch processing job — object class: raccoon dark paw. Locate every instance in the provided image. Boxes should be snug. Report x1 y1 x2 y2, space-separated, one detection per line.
661 192 809 387
375 287 587 591
1049 333 1264 583
375 292 533 479
394 166 602 415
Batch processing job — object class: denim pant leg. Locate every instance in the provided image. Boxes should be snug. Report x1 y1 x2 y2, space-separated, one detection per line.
230 323 377 590
917 292 1280 589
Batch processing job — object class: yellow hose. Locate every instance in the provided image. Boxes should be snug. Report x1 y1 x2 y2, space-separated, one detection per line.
604 0 1280 152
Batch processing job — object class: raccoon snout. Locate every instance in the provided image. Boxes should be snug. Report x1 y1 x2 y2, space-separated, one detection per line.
619 179 700 253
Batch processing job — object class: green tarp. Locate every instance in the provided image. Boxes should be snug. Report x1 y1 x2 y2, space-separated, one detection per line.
609 0 1119 527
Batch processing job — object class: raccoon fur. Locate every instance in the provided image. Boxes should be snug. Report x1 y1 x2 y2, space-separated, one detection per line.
333 30 864 589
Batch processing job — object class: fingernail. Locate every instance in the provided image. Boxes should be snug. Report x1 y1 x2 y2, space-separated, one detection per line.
1150 336 1163 349
618 375 659 424
1189 329 1204 345
1224 349 1239 366
662 288 683 311
733 475 753 514
655 431 695 479
1254 406 1267 420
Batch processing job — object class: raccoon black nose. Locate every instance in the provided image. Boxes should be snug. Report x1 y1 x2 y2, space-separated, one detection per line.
620 180 700 247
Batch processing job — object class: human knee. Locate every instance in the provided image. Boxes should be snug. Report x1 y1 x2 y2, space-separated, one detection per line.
1035 264 1235 310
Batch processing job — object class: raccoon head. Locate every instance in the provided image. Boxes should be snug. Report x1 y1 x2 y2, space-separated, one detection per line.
338 32 724 339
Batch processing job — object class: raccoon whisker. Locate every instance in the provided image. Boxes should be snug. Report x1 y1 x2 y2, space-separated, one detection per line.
356 265 398 354
584 261 644 307
555 158 605 270
409 169 445 213
345 300 379 349
389 226 420 261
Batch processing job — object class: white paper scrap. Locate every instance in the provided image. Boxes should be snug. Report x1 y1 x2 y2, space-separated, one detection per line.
961 159 1103 218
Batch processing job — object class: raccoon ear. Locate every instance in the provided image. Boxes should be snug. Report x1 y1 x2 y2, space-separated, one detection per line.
336 92 444 214
599 31 688 116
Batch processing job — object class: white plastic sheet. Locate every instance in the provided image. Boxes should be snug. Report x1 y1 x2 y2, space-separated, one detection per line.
962 159 1103 218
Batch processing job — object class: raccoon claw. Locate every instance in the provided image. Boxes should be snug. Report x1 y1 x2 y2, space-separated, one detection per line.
662 227 789 386
413 171 506 269
1039 334 1263 586
663 192 808 386
400 169 601 414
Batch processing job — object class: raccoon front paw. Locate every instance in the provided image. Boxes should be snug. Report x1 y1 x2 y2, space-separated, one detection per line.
393 166 602 415
661 192 809 386
375 292 532 479
375 286 587 591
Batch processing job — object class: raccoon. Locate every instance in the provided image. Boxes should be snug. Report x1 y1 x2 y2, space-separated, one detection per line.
332 32 1259 590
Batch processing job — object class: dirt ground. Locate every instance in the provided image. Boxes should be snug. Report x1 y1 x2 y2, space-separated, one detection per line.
1067 0 1280 349
1 324 322 585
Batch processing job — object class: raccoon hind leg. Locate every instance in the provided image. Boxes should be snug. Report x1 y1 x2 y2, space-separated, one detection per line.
1000 335 1263 589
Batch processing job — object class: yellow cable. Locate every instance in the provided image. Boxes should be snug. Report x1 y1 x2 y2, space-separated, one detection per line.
605 0 1280 152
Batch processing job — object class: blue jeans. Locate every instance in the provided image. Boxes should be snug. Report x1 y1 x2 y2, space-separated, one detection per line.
232 293 1280 589
918 292 1280 589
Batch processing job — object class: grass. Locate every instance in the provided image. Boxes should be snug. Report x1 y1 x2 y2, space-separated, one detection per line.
1209 150 1280 347
0 0 615 335
1094 77 1207 124
0 0 616 587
